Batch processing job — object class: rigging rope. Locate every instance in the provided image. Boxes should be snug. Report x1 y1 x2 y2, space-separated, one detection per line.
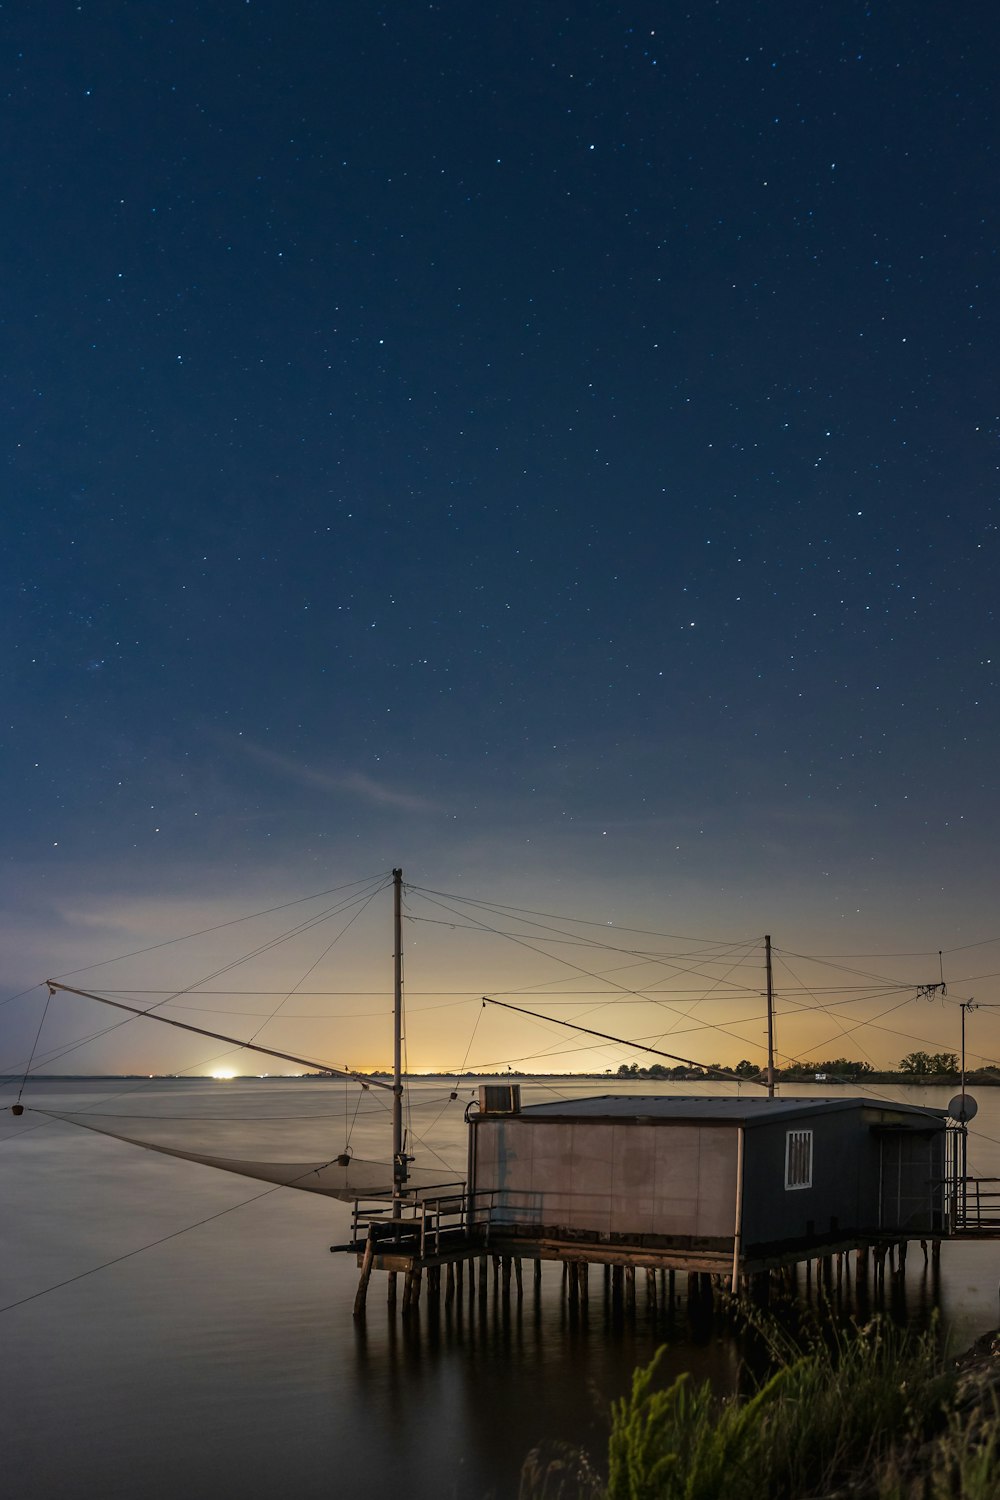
50 873 390 983
0 1177 296 1316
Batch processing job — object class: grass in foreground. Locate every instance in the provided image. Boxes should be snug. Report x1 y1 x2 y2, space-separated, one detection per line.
519 1314 1000 1500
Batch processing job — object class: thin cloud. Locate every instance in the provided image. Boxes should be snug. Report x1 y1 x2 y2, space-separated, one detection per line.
240 742 444 814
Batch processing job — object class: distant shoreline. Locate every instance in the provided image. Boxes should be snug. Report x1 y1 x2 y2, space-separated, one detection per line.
3 1071 993 1086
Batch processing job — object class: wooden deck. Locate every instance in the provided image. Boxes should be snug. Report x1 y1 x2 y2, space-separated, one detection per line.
337 1176 1000 1314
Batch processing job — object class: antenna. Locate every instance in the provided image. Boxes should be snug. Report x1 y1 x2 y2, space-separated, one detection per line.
765 934 776 1099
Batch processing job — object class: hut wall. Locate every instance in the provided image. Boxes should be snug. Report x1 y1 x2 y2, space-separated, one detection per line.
473 1117 738 1239
740 1112 945 1248
740 1112 866 1250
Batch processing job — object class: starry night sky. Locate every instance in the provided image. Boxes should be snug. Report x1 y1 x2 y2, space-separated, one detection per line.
3 2 999 1073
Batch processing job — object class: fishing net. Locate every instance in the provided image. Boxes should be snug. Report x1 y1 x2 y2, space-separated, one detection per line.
26 1106 465 1202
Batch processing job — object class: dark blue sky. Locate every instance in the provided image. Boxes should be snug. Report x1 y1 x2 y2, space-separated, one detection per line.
3 2 999 1071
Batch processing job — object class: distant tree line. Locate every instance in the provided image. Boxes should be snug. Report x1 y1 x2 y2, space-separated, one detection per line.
614 1051 1000 1083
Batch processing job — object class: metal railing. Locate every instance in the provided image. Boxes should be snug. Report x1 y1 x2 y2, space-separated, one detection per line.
940 1126 1000 1231
952 1177 1000 1230
350 1183 501 1259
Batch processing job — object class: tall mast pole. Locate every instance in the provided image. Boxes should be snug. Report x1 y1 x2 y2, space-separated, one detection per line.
765 934 776 1099
392 867 404 1211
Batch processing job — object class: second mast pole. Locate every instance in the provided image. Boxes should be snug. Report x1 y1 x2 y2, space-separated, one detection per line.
392 868 404 1212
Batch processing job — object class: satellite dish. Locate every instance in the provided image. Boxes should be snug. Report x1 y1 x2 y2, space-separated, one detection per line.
948 1093 978 1123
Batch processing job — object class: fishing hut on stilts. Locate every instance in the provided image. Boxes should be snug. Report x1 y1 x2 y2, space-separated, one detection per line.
17 868 998 1323
343 900 986 1318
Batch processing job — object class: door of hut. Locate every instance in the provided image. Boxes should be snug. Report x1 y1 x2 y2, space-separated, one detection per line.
877 1129 942 1233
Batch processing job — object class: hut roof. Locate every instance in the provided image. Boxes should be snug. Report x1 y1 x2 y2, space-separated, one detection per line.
516 1094 945 1128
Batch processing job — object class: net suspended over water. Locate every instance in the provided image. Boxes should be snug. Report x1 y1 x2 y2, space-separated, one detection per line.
27 1106 465 1202
26 979 467 1201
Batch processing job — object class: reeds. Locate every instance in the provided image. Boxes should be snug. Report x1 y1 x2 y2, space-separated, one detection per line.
520 1312 1000 1500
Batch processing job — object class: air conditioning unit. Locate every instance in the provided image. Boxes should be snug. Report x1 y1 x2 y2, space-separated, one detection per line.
479 1083 521 1114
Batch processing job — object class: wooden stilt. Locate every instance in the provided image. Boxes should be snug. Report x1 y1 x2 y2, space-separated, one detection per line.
514 1258 523 1297
625 1264 636 1311
387 1269 397 1308
353 1230 376 1317
534 1259 542 1291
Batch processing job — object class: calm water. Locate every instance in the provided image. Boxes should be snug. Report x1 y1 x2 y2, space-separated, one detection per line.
3 1077 1000 1500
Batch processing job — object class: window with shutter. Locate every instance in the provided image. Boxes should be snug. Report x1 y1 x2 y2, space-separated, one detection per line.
785 1129 813 1189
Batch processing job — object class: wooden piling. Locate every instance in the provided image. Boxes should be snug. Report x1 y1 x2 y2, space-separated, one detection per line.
874 1245 887 1285
353 1229 376 1317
